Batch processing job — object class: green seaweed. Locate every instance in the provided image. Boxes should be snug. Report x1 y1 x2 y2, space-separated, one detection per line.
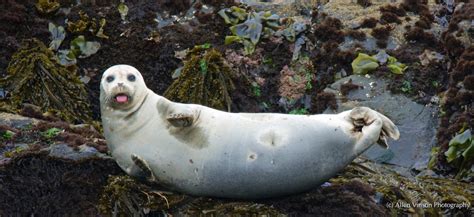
387 56 407 75
401 80 413 93
251 82 261 97
35 0 60 15
57 35 100 66
118 1 129 22
2 130 15 140
0 39 92 123
96 18 109 39
352 52 407 75
218 6 247 25
41 127 62 139
445 129 473 179
224 35 256 55
427 147 440 169
351 53 379 74
164 48 235 111
3 146 24 158
70 35 101 58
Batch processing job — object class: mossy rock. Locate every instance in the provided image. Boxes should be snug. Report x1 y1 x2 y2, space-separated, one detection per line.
98 176 187 216
0 38 92 123
164 48 235 111
333 159 474 216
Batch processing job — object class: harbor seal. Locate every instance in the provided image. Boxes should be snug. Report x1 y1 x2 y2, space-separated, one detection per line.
100 64 400 199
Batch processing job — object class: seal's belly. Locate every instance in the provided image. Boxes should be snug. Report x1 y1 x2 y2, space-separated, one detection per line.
135 111 359 198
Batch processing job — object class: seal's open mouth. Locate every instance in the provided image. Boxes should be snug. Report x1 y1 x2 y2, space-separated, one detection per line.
114 93 130 104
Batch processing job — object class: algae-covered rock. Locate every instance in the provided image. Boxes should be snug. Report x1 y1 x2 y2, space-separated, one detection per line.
333 159 474 217
0 112 122 215
164 47 235 112
0 39 92 123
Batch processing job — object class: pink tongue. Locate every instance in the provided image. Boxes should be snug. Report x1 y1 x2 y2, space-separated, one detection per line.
116 95 128 103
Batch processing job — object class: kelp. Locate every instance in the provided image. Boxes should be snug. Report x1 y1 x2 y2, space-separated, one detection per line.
444 129 474 179
164 46 235 111
0 39 92 123
35 0 60 15
219 7 309 56
220 7 281 55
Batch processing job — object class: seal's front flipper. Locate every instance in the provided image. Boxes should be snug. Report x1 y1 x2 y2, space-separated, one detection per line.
167 113 194 127
131 154 156 182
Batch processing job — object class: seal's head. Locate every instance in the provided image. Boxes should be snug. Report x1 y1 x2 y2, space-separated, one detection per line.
100 65 148 110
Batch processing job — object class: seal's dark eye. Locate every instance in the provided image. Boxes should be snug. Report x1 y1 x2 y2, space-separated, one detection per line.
127 74 136 82
106 76 114 83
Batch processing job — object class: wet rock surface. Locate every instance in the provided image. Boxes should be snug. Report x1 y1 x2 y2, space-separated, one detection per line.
325 75 438 173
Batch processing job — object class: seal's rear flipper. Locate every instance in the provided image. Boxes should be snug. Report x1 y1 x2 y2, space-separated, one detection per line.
349 107 400 152
131 153 156 182
375 111 400 148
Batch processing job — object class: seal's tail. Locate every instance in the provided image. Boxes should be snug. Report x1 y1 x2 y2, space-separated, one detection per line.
348 107 400 153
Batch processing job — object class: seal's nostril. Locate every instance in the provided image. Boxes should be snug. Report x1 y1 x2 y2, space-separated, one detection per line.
118 82 124 87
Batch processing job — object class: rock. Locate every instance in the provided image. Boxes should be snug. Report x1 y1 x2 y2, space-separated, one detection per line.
323 0 445 51
0 112 39 128
47 143 108 161
0 112 123 215
323 75 438 173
